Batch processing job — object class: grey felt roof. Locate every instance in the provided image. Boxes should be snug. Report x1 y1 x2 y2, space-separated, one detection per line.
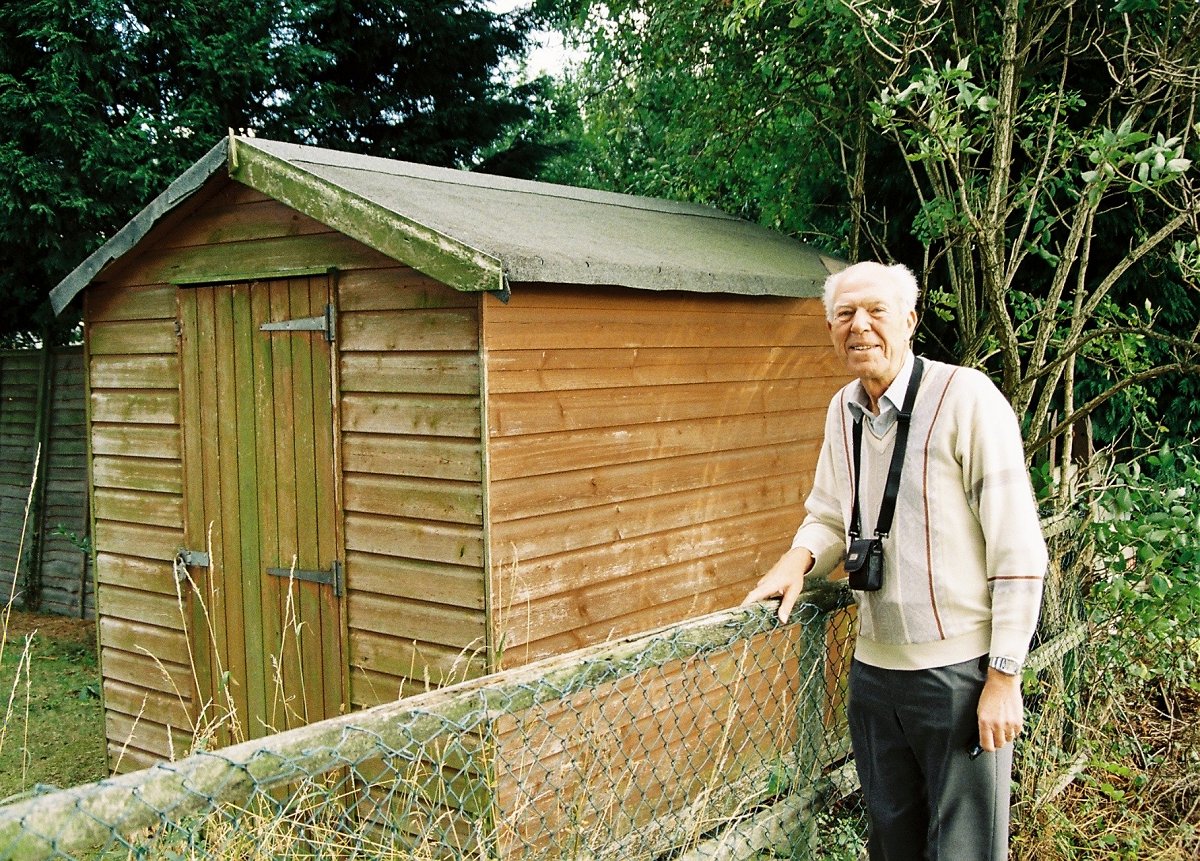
51 136 843 314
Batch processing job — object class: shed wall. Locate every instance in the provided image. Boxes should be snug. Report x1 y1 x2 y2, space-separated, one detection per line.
482 286 846 665
86 179 487 766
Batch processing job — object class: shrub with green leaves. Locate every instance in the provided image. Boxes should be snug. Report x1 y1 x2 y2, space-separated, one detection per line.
1088 445 1200 696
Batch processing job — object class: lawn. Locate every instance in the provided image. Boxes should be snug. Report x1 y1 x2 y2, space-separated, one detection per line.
0 609 108 801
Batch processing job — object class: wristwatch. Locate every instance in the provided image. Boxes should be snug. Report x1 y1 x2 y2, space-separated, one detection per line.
988 655 1022 676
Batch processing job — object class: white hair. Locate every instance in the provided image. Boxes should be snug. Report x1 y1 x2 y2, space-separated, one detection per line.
822 262 920 321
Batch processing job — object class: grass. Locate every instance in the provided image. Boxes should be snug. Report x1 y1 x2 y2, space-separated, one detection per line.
0 610 107 801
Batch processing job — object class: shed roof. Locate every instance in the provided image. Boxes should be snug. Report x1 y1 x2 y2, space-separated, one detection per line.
50 135 843 314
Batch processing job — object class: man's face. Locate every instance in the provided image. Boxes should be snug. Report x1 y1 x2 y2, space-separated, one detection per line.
827 274 918 391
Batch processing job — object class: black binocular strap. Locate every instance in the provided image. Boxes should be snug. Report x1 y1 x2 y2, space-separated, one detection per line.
849 357 925 539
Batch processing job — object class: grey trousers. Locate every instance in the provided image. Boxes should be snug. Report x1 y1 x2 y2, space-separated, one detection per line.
848 657 1013 861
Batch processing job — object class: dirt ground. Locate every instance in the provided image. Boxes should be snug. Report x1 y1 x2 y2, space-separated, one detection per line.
2 609 94 644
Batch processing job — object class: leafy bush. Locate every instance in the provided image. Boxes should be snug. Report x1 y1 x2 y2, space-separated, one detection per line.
1088 444 1200 696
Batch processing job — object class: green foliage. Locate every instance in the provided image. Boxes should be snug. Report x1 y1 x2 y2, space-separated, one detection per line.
1088 444 1200 694
0 1 550 343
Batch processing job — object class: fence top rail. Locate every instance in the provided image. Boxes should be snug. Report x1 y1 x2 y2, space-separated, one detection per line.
0 578 850 860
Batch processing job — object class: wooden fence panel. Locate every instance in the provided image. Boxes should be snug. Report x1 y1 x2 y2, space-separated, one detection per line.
0 347 92 618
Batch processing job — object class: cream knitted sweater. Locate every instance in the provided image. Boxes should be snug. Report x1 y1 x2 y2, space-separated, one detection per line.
793 357 1047 671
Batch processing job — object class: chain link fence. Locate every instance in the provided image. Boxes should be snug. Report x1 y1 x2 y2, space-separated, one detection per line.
0 542 1090 861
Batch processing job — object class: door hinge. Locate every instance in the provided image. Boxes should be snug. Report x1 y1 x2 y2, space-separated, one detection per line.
267 560 344 596
174 548 211 582
259 303 336 342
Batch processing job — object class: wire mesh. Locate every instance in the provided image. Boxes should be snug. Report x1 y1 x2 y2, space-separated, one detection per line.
0 562 1087 861
0 591 869 861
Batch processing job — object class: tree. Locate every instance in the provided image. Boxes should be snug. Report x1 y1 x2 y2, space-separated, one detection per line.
544 0 1200 481
0 0 549 345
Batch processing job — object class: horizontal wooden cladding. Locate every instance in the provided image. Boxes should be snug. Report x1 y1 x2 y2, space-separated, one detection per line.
338 268 477 312
103 678 193 736
347 551 484 610
96 580 184 630
94 487 182 528
348 667 451 709
340 308 479 353
90 354 178 389
489 376 833 437
111 232 399 288
491 470 808 564
490 440 817 522
89 320 177 355
106 708 194 769
92 423 180 460
101 644 192 699
495 539 785 661
340 352 479 396
483 305 831 351
344 471 482 524
342 433 481 482
99 614 191 666
344 512 484 567
348 591 486 651
487 408 823 482
488 345 845 394
349 629 487 689
492 284 821 323
91 388 179 425
88 284 177 323
92 455 182 495
496 506 796 607
158 195 331 251
341 392 480 437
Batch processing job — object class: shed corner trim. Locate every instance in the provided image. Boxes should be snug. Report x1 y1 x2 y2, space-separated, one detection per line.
228 136 505 295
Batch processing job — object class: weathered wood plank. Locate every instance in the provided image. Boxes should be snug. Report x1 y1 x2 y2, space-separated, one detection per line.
490 472 806 562
489 283 819 317
100 647 192 698
346 591 486 651
93 487 183 528
341 392 480 437
338 268 476 312
340 432 481 482
496 550 772 660
87 285 177 323
92 455 182 494
92 423 181 460
489 440 818 521
340 308 479 353
482 311 831 351
89 355 179 389
349 628 487 687
343 472 482 524
339 352 480 395
92 520 183 565
99 615 190 665
486 409 824 481
102 679 193 732
487 345 845 393
88 320 177 355
495 506 796 606
488 376 834 437
90 389 180 425
346 551 485 610
105 709 194 763
114 232 398 287
159 197 329 249
344 512 484 567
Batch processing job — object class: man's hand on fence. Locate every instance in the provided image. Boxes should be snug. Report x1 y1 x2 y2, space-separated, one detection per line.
741 546 815 624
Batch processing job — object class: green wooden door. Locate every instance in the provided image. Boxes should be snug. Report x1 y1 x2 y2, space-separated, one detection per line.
179 275 344 743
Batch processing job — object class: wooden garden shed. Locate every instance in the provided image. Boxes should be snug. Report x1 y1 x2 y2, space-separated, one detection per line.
49 135 849 771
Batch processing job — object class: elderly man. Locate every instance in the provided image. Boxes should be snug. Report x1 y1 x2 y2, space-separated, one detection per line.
743 261 1046 860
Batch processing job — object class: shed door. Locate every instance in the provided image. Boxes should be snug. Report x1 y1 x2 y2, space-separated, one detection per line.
179 276 344 742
